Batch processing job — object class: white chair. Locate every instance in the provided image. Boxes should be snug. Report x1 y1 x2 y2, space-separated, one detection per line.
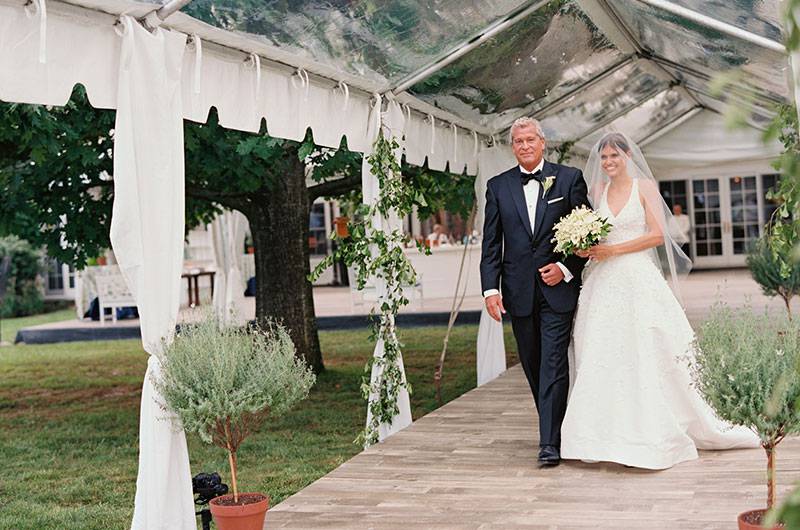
95 272 136 323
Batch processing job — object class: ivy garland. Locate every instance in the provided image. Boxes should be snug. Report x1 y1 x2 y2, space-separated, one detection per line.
310 130 428 446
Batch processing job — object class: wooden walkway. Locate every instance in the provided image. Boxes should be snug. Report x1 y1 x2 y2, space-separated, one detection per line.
267 365 800 529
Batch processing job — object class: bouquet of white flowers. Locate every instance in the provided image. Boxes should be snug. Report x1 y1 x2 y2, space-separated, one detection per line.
551 205 613 256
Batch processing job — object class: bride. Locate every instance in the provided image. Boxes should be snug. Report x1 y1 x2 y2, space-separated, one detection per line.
559 132 759 470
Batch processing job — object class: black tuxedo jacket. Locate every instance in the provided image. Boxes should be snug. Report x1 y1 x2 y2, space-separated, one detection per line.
480 160 590 316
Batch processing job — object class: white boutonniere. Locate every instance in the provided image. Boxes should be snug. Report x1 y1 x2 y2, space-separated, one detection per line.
542 175 556 198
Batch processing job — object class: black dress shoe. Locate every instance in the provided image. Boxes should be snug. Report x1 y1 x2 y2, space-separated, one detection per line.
538 445 560 467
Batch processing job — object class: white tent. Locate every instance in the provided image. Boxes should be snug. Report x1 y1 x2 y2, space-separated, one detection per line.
1 0 794 527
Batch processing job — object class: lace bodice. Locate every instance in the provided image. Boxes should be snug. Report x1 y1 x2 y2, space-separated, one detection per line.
597 179 647 245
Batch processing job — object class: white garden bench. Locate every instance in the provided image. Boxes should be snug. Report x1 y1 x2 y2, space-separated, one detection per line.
94 270 136 323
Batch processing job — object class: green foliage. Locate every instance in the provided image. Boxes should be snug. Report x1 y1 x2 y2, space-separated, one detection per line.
156 313 315 499
550 140 576 164
0 236 44 318
694 307 800 443
743 104 800 319
783 0 800 52
157 314 315 450
747 234 800 317
0 86 115 266
694 306 800 510
310 131 429 446
763 104 800 219
403 160 475 219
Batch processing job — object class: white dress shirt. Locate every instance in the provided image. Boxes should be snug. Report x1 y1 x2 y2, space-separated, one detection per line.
483 160 573 299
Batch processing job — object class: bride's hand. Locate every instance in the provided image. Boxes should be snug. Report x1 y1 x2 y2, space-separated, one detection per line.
587 244 617 261
576 249 590 258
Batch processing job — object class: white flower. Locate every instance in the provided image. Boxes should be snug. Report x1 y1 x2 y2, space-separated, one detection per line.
542 175 556 195
551 205 612 255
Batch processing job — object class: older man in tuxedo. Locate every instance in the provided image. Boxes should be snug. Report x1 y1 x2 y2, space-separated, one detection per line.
480 117 590 466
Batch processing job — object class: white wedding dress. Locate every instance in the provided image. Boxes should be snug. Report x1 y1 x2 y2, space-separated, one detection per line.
560 180 759 469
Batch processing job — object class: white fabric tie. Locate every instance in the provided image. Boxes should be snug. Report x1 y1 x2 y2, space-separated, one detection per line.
473 130 479 158
452 123 458 166
402 104 411 125
373 92 382 132
291 67 309 101
24 0 47 64
114 16 134 71
247 53 261 99
190 34 202 95
336 80 349 112
428 114 435 154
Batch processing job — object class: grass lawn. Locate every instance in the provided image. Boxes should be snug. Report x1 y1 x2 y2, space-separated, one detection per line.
1 307 77 343
0 320 518 530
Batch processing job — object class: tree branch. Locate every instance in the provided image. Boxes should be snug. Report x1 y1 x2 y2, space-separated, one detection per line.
185 185 255 216
307 175 361 203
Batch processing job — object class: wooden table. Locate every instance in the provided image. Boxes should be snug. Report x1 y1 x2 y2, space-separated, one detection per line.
181 270 215 307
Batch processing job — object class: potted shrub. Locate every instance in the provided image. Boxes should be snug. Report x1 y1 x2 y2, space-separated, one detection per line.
156 314 315 530
693 306 800 529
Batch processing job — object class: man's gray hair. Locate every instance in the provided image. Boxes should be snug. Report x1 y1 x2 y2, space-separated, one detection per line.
509 117 546 143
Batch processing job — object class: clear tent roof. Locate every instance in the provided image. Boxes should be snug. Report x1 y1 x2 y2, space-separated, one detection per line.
172 0 788 146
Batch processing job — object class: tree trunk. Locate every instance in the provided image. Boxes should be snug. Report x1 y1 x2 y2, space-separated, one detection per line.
244 159 324 374
766 443 776 509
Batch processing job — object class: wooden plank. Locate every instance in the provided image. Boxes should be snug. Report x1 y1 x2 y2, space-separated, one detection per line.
267 365 798 529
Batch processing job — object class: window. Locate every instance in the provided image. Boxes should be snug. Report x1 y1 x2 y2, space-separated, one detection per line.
308 203 328 256
659 180 688 211
47 259 64 292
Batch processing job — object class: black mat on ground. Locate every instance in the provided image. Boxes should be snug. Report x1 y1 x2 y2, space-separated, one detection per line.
14 310 483 344
16 325 142 344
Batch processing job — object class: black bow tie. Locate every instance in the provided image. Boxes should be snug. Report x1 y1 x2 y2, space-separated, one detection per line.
520 169 543 186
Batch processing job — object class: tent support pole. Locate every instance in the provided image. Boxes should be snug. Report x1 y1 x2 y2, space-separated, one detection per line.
638 106 702 147
635 0 786 54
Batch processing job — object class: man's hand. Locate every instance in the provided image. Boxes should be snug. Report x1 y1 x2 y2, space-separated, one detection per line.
539 263 565 286
485 294 506 322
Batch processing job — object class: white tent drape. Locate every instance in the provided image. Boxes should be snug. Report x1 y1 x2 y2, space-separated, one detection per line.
210 209 247 325
109 16 195 530
474 145 515 386
642 111 782 175
363 98 413 442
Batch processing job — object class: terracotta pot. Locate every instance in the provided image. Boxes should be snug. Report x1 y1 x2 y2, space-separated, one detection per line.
334 216 349 238
738 509 783 530
210 493 269 530
96 256 107 266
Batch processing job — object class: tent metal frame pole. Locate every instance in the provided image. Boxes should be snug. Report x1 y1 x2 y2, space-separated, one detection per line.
638 106 702 147
141 0 194 29
391 0 551 95
686 84 776 120
600 0 785 108
155 0 193 20
635 0 786 54
492 54 636 133
698 99 769 132
587 0 705 109
644 52 786 106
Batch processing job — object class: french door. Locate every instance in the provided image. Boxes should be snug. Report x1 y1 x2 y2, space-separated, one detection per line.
660 174 779 268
